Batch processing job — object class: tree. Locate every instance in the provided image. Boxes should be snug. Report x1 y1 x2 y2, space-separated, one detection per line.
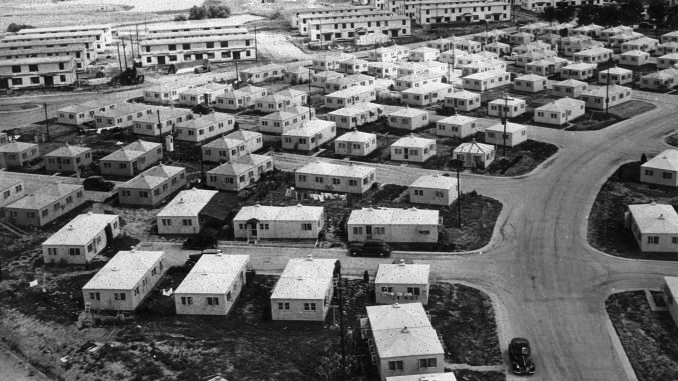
618 0 645 25
188 4 231 19
554 4 576 23
174 14 187 21
542 6 558 23
6 23 34 33
598 4 622 26
577 5 598 25
188 5 208 20
648 0 668 27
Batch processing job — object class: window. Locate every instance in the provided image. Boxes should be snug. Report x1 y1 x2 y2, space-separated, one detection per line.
381 286 394 293
207 296 220 305
407 287 421 296
647 236 659 244
182 219 193 226
69 248 80 256
388 361 404 371
302 223 312 231
181 297 193 305
645 169 654 176
353 227 363 235
663 172 673 179
419 358 437 368
304 303 316 311
89 292 100 300
114 293 126 301
278 302 290 310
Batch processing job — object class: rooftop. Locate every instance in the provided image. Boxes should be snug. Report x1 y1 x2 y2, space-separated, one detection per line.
42 213 118 246
335 130 376 143
270 257 337 300
392 134 435 148
515 73 547 81
486 122 527 133
401 82 452 94
0 141 37 153
174 254 249 295
282 119 335 137
207 154 270 176
628 203 678 234
642 149 678 172
135 108 192 123
409 174 458 190
122 165 184 190
387 106 428 118
582 84 630 97
367 303 444 358
536 97 585 112
203 130 261 149
157 189 218 218
438 114 476 125
101 140 161 162
44 145 90 158
82 250 165 290
446 90 480 99
94 103 154 118
554 78 587 87
375 263 430 285
327 102 382 116
175 113 233 130
297 161 375 178
348 207 439 226
454 140 494 154
6 183 81 210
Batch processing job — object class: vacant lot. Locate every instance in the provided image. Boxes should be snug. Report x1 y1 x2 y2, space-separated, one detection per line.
606 291 678 381
588 161 678 260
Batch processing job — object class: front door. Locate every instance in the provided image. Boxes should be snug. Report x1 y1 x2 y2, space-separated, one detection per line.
0 78 8 89
233 51 241 60
44 76 54 87
403 148 409 160
195 53 203 60
250 224 257 238
157 56 166 65
365 225 373 240
391 30 398 37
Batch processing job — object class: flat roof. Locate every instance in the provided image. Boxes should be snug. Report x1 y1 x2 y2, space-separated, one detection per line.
375 263 430 285
174 254 249 295
628 203 678 234
0 56 72 67
157 189 218 218
367 303 444 358
297 161 375 178
42 213 118 246
94 103 155 118
348 207 439 226
270 257 337 300
82 250 165 290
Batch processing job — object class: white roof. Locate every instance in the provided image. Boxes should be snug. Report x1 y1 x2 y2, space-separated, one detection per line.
44 145 90 158
454 141 494 155
563 62 597 71
392 134 435 149
582 84 630 97
621 49 650 57
438 114 476 126
270 257 337 300
488 97 524 106
659 53 678 60
367 303 444 358
486 122 527 134
536 98 585 112
335 130 376 143
82 250 165 290
642 149 678 172
6 183 82 210
386 373 457 381
348 207 439 226
515 73 546 82
601 66 632 75
282 119 335 137
464 70 508 81
0 176 22 191
174 254 249 295
327 102 382 117
628 203 678 234
326 85 374 98
573 46 613 56
42 213 117 246
203 130 261 149
447 90 479 100
401 82 452 94
375 263 430 285
410 174 457 190
234 204 324 222
207 154 271 176
156 189 218 218
554 78 587 87
297 161 375 178
387 107 428 118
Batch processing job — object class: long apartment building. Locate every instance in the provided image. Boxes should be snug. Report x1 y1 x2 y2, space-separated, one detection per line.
15 24 112 45
290 5 374 29
129 19 248 35
1 31 107 52
0 56 76 89
306 13 411 42
0 38 98 63
516 0 611 13
140 33 256 65
393 0 511 25
0 46 91 70
297 9 393 36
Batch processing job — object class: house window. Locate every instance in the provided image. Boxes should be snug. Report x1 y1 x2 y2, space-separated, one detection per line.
419 358 437 368
304 303 316 311
114 293 126 301
302 223 312 231
645 169 654 176
388 360 404 371
182 219 193 226
663 172 673 179
278 302 290 310
647 236 659 244
353 227 363 235
69 248 81 256
207 296 220 305
375 227 385 235
89 292 100 300
407 287 421 296
181 297 193 305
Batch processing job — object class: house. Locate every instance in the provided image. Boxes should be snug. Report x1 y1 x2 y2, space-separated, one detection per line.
662 30 678 43
368 61 400 78
621 36 659 53
0 142 40 169
94 103 155 130
4 183 85 227
658 42 678 56
42 212 120 264
0 132 8 145
233 205 324 241
534 98 586 126
0 56 77 89
560 63 597 80
270 256 337 321
254 94 294 113
0 177 24 209
510 32 535 45
513 73 547 93
276 88 308 107
295 161 376 194
439 49 471 66
449 38 482 53
325 86 377 109
640 149 678 187
617 50 649 68
444 90 481 111
81 250 167 311
572 47 613 64
338 57 370 74
175 113 235 143
409 47 440 62
100 140 163 178
390 135 436 163
625 203 678 252
284 66 311 84
292 6 374 30
385 373 457 381
514 50 557 68
143 83 195 104
312 52 354 71
459 59 507 77
174 254 250 316
598 66 633 85
512 41 552 55
240 63 286 84
178 83 232 106
573 23 604 38
525 57 570 76
551 78 588 98
366 303 445 381
639 68 678 90
408 174 458 207
259 106 315 134
156 188 219 235
453 140 495 168
386 107 429 131
323 73 375 92
368 45 410 62
44 145 92 174
487 97 526 118
118 165 187 207
600 25 634 40
205 154 273 192
132 108 194 137
57 101 117 125
14 23 112 44
375 262 431 305
396 62 430 77
282 119 337 151
518 22 549 35
484 122 528 147
201 130 263 163
663 277 678 328
484 41 511 56
348 206 440 243
327 102 383 129
436 114 478 138
334 130 378 157
563 39 606 57
462 71 511 92
306 13 411 42
311 70 344 88
401 83 453 107
139 33 255 65
215 85 267 111
426 38 452 52
0 45 91 70
608 31 645 51
581 85 632 110
395 72 443 92
657 53 678 69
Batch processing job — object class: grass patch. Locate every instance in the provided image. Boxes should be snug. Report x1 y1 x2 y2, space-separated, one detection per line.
606 291 678 381
453 369 506 381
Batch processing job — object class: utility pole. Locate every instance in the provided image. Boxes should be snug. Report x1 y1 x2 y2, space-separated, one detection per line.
129 32 135 61
455 160 462 227
135 24 141 59
234 58 240 89
447 61 451 84
121 36 128 69
605 66 611 116
501 92 509 156
157 109 165 157
254 27 258 62
43 103 50 142
116 42 123 73
334 260 347 381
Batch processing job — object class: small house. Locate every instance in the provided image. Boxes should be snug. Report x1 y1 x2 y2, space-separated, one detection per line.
436 114 478 138
621 36 659 53
94 103 155 130
205 154 273 192
534 98 586 126
551 78 589 98
518 22 549 35
487 97 526 118
132 108 194 137
175 113 235 143
600 25 634 40
348 207 440 243
0 142 39 169
484 122 528 147
525 57 570 76
462 71 511 92
598 66 633 85
375 262 431 305
387 107 429 131
201 130 263 163
215 85 267 111
57 101 117 125
143 83 195 104
42 212 120 264
368 45 410 62
44 145 92 174
453 140 495 168
118 165 187 207
514 50 557 68
439 49 471 66
409 46 440 62
426 38 452 52
572 47 613 64
512 41 552 55
178 83 232 106
338 57 369 74
284 66 311 84
324 86 376 109
327 102 383 129
311 70 344 88
408 174 458 206
661 31 678 43
334 130 378 157
459 59 507 77
513 73 547 93
401 82 453 107
100 140 162 178
0 177 24 209
240 63 286 83
608 31 644 51
640 149 678 187
618 50 650 67
625 203 678 252
295 161 376 194
450 37 482 53
396 62 430 77
156 189 219 235
657 53 678 69
444 90 481 111
4 183 85 227
658 42 678 56
233 205 324 241
394 72 443 92
581 85 632 110
81 250 166 311
312 52 353 71
390 135 436 163
560 62 597 80
282 119 337 152
509 32 535 45
367 61 399 79
639 68 678 90
483 41 510 56
259 105 315 134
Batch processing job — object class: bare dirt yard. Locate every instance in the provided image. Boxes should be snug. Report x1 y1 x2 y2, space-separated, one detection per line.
606 291 678 381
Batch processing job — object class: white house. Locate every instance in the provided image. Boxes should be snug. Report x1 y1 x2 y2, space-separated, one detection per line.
409 174 458 206
618 49 650 67
641 149 678 187
347 207 440 243
484 122 528 147
368 45 410 62
391 135 436 163
436 114 478 138
324 73 375 92
42 213 120 265
174 254 249 316
94 103 155 130
534 98 586 126
453 140 495 168
367 61 400 79
513 73 547 93
440 49 471 66
201 129 263 163
143 83 195 104
625 203 678 252
240 63 286 84
81 250 167 311
620 36 658 53
401 82 454 107
156 189 219 235
375 262 431 305
462 71 511 92
57 101 117 126
295 161 376 194
132 108 194 137
409 46 440 62
338 57 370 74
214 85 267 111
580 85 632 110
510 32 535 45
443 90 481 112
282 119 337 152
174 113 235 143
560 63 597 80
395 72 443 92
233 204 324 241
639 68 678 91
598 66 633 86
259 106 315 134
327 102 383 129
178 83 232 106
572 47 613 64
387 107 429 130
658 42 678 56
525 57 571 77
657 53 678 69
311 70 344 88
487 97 526 118
270 256 337 321
334 130 378 157
551 78 588 98
205 154 273 192
324 86 376 109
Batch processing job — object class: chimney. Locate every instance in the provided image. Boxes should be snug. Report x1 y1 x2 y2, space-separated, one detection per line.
401 326 409 333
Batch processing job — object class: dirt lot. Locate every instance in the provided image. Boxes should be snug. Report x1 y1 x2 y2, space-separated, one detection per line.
606 291 678 381
587 161 678 260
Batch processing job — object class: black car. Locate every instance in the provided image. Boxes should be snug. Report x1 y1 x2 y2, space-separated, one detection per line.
509 338 536 375
348 239 392 257
83 176 115 192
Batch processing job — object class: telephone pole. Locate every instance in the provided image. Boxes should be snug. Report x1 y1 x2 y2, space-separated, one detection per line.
135 24 141 59
254 27 258 62
116 42 123 73
605 67 611 116
44 103 50 142
336 261 347 381
501 92 509 156
234 59 240 89
121 36 128 69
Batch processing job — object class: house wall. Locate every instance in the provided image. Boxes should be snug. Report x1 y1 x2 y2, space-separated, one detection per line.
487 102 526 118
453 150 494 168
619 53 648 66
513 79 546 93
5 187 85 227
462 72 511 91
409 50 439 62
436 120 476 138
119 171 187 207
388 114 429 130
599 72 633 85
206 159 273 191
295 170 376 194
43 217 120 264
233 218 323 240
391 144 436 163
282 125 336 151
663 283 678 328
375 282 429 305
401 87 453 107
325 89 377 109
561 67 594 80
133 113 193 137
485 129 527 147
157 215 202 235
101 147 163 178
175 117 235 143
175 268 247 315
259 110 315 134
271 296 329 321
444 95 481 111
0 147 40 168
45 151 93 173
215 89 267 111
409 186 455 206
143 85 194 104
348 223 438 243
632 226 678 253
328 109 380 129
0 60 77 89
335 138 378 157
640 167 678 187
202 142 247 163
0 181 24 208
377 353 444 381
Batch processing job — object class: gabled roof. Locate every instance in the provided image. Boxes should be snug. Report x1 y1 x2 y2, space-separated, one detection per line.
536 97 585 113
642 149 678 171
486 122 527 134
453 140 494 154
42 213 118 246
297 161 375 178
348 207 439 226
270 257 337 300
44 145 90 158
391 134 435 149
6 183 82 210
628 203 678 234
157 188 218 218
207 154 270 176
409 174 457 190
82 250 165 290
122 165 184 189
335 130 376 143
174 254 249 294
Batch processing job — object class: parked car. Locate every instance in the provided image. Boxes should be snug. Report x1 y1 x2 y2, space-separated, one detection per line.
509 337 536 375
83 176 114 192
348 239 392 257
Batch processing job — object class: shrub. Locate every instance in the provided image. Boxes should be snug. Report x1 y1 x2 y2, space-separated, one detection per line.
7 23 34 33
174 15 188 21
